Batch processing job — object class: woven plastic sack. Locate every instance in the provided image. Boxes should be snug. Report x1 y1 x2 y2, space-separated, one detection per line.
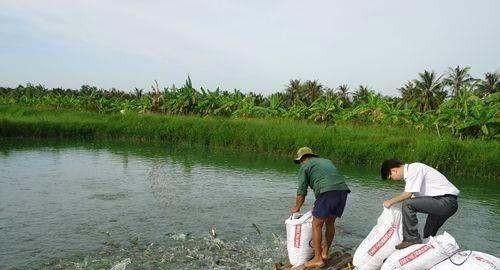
285 211 313 266
381 231 459 270
353 206 403 270
431 250 499 270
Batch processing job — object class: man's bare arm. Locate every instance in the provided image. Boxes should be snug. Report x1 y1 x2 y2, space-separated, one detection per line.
383 192 412 208
291 194 305 213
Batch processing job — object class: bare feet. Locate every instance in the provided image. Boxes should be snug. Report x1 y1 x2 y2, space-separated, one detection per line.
321 244 329 260
304 257 325 269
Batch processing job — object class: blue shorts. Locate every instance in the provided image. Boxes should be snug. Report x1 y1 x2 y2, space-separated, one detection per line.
312 190 349 218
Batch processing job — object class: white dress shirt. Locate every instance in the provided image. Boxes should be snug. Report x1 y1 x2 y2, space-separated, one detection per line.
403 163 460 197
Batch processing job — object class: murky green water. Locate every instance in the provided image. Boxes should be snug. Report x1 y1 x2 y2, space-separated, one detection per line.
0 140 498 269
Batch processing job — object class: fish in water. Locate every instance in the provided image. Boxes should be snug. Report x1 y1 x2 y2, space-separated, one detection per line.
209 225 224 249
252 223 261 235
210 225 217 238
110 258 131 270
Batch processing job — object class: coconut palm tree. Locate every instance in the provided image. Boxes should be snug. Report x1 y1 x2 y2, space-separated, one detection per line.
443 66 475 97
476 72 500 97
399 81 417 103
336 84 351 106
323 87 336 99
285 79 303 106
134 87 143 98
412 70 446 112
352 85 372 104
302 80 324 105
284 79 323 106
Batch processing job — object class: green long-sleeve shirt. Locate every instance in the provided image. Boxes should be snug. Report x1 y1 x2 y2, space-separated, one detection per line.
297 157 350 198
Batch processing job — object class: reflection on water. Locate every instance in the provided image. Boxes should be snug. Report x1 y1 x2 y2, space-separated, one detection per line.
0 140 498 269
89 192 131 201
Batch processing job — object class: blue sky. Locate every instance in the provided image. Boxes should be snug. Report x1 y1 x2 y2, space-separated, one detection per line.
1 0 499 96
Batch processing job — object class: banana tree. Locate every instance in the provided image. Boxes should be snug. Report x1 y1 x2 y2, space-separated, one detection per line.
308 96 342 123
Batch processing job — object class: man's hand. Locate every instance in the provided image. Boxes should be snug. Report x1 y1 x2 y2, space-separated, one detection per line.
384 192 412 208
290 206 300 213
383 200 393 208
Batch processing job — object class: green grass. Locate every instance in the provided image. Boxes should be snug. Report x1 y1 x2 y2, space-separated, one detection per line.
0 105 498 181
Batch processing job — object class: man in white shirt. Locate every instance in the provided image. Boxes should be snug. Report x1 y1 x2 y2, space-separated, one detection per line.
380 159 459 249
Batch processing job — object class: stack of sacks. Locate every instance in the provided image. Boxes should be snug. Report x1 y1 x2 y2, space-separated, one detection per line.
431 250 499 270
353 206 403 270
380 232 459 270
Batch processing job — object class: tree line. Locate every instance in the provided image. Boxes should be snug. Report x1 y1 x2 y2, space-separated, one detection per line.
0 66 498 139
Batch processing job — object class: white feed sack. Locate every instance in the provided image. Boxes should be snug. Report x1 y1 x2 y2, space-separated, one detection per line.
380 231 459 270
431 250 499 270
285 211 314 266
353 206 403 270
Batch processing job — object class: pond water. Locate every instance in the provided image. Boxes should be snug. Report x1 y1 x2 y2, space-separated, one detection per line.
0 140 498 269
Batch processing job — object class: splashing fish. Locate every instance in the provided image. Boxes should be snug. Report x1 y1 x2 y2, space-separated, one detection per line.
210 225 217 238
252 223 261 236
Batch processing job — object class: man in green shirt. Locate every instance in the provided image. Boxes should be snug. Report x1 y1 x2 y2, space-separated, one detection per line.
290 147 350 268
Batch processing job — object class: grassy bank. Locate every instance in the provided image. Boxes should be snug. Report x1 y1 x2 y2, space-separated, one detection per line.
0 105 498 181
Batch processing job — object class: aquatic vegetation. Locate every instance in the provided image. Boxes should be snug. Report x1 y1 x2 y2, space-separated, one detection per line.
0 105 497 181
0 66 498 181
1 67 498 139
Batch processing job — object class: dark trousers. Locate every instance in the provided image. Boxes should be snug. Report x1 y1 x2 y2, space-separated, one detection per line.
402 195 458 242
